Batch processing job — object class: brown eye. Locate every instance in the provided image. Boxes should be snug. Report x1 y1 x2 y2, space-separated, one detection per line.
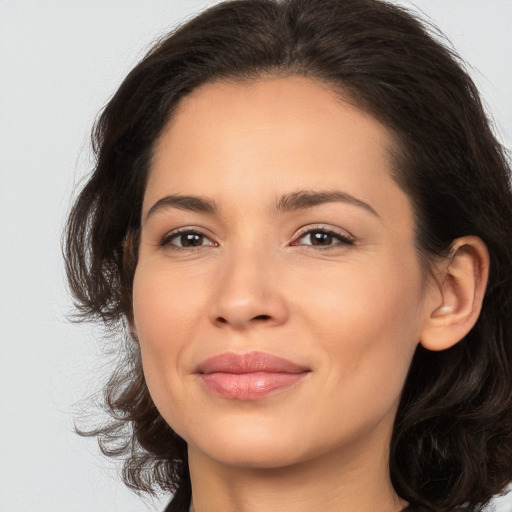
162 230 216 249
309 231 333 246
297 229 354 247
178 233 205 247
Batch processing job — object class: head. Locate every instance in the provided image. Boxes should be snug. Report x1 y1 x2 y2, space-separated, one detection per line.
65 0 512 510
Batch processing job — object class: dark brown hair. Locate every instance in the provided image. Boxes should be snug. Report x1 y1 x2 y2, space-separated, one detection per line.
64 1 512 511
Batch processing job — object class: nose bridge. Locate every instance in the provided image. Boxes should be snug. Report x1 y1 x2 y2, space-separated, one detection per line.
209 242 287 329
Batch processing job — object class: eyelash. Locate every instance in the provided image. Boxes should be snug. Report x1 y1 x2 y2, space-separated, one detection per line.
159 226 355 252
291 226 355 249
159 228 217 251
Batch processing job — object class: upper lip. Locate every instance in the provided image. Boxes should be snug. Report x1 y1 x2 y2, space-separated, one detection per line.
196 351 310 374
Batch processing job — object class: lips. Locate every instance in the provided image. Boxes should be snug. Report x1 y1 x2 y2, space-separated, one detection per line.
196 351 310 400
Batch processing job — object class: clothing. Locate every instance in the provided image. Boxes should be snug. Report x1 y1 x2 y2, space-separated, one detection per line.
163 500 187 512
163 502 183 512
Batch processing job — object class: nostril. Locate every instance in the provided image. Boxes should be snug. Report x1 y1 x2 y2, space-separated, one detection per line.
253 315 271 321
215 314 270 325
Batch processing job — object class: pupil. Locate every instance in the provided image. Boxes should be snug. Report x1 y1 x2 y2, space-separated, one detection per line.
312 231 332 245
181 233 202 247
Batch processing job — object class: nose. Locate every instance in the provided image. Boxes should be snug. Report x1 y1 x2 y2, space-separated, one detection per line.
208 249 288 330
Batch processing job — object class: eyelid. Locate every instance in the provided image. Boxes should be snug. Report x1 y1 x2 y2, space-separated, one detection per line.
157 224 354 250
291 224 355 247
159 226 218 249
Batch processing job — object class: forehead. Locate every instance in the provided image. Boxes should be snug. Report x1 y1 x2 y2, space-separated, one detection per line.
145 76 411 227
153 76 393 167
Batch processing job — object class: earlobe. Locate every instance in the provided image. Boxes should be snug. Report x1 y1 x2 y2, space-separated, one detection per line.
420 236 489 352
126 315 140 343
130 326 140 343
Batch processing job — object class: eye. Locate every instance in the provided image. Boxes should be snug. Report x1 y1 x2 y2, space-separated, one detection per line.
160 229 216 249
292 227 354 248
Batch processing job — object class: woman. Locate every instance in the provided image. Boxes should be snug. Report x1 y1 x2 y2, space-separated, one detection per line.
64 0 512 511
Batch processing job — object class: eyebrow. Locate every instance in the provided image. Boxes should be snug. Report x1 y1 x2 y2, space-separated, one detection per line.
145 194 218 222
273 190 379 216
144 189 378 222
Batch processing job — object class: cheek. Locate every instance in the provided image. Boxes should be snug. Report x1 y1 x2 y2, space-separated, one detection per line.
133 264 206 346
131 265 205 414
300 253 424 398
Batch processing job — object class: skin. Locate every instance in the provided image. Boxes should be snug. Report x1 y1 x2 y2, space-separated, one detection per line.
132 76 485 512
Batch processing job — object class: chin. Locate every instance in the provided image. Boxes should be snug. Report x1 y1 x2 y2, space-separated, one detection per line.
185 418 313 469
196 441 306 469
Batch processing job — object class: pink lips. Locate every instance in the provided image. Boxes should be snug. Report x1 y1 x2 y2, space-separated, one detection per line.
196 351 310 400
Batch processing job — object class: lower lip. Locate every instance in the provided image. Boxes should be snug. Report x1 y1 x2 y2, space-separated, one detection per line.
199 372 308 400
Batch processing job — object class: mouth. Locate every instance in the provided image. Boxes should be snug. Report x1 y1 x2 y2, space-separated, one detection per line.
195 351 311 400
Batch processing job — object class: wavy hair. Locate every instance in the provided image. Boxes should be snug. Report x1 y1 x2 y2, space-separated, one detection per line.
64 0 512 510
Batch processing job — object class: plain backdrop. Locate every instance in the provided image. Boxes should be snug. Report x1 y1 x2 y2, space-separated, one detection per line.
1 1 511 511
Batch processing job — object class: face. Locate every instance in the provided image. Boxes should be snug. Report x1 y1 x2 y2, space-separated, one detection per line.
133 76 432 469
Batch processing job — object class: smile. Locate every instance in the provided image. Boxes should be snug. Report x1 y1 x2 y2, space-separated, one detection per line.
196 351 311 400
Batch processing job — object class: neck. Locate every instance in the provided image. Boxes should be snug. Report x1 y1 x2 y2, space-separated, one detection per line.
187 428 406 512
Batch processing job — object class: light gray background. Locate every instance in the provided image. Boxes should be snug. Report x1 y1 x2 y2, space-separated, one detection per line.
1 1 511 511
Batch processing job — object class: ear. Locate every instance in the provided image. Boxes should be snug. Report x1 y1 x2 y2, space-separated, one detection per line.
125 313 139 343
128 320 139 343
420 236 489 351
122 230 140 343
128 322 139 343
